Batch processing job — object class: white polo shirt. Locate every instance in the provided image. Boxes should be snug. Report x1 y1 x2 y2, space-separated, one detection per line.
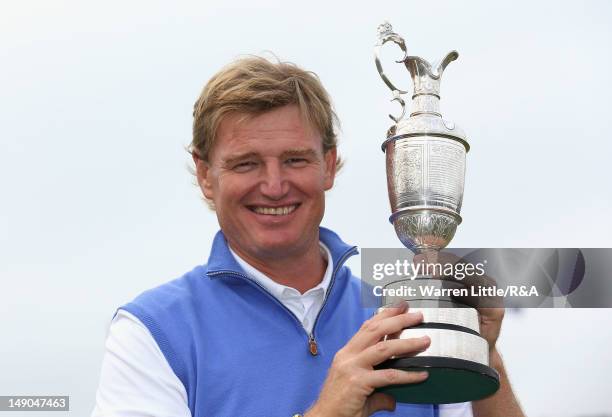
91 243 473 417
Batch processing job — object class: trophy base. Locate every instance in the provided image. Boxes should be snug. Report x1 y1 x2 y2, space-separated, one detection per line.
375 356 500 404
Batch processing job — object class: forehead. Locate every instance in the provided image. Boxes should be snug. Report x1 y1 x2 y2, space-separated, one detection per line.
212 105 322 157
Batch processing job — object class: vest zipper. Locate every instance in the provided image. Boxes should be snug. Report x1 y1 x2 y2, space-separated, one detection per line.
308 334 318 356
308 247 359 352
206 246 358 357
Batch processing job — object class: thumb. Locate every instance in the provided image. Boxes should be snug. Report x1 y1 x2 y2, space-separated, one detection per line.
366 392 396 415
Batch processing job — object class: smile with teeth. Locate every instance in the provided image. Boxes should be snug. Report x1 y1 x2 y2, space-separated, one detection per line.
249 204 299 216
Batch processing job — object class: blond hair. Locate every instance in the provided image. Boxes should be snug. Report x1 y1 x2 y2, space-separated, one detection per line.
189 55 342 168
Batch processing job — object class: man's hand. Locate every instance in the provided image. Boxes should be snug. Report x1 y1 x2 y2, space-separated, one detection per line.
306 303 430 417
478 307 504 353
413 251 505 352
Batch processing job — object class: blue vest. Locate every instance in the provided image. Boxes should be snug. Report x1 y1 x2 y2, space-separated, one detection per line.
122 228 436 417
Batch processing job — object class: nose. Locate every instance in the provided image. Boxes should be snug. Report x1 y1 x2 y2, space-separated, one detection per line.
259 161 289 200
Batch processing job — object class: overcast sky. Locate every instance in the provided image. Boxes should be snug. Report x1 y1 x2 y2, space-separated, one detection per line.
1 1 611 416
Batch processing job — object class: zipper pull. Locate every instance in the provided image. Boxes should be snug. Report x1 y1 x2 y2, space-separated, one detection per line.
308 335 318 356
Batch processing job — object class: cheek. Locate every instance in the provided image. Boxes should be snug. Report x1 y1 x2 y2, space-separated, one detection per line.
306 173 329 195
216 174 257 202
291 166 327 186
294 176 328 208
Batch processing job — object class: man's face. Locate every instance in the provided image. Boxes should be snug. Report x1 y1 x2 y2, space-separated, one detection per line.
195 104 337 261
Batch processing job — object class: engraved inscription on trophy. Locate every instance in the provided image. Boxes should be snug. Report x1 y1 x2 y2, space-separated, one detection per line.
428 140 465 210
389 143 424 209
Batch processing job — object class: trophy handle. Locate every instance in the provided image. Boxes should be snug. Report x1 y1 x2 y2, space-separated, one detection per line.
375 22 410 122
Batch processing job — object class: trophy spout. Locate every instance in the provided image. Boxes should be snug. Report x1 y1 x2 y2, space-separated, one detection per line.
403 51 457 107
435 50 459 78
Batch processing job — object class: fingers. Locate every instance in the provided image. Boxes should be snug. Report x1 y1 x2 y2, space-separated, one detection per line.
414 251 506 309
366 367 429 389
453 273 504 308
346 311 424 352
370 300 408 321
357 336 431 367
478 307 505 322
315 303 429 417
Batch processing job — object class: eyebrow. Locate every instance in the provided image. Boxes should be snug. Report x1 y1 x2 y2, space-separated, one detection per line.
280 148 319 160
221 152 259 167
222 148 319 166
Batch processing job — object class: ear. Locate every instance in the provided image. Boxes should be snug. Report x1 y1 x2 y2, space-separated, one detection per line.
323 147 337 190
193 153 215 200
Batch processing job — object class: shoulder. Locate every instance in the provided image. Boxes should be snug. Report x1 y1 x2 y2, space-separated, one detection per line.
345 260 382 315
344 266 363 291
118 263 223 343
125 264 209 313
116 265 218 387
91 310 191 417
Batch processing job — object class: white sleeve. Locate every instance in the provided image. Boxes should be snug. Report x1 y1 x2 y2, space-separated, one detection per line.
439 402 474 417
91 309 192 417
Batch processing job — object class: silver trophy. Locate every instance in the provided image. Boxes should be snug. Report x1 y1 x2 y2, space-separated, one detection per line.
374 22 499 404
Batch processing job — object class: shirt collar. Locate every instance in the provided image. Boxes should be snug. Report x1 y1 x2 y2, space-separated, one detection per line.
205 227 358 278
228 242 333 298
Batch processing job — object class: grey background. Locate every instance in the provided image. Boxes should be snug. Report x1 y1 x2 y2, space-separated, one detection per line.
1 1 611 416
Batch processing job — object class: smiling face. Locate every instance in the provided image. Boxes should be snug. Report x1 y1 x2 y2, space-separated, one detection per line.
195 105 337 262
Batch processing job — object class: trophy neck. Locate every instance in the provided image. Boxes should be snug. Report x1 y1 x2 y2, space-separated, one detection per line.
411 94 441 117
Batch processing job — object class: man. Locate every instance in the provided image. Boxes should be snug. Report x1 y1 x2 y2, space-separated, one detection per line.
92 56 525 417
